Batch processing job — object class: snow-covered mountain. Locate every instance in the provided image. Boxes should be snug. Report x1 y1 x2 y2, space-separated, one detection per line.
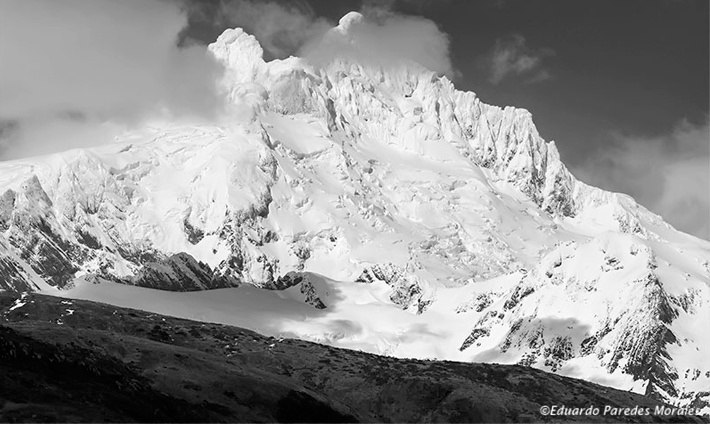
1 13 708 412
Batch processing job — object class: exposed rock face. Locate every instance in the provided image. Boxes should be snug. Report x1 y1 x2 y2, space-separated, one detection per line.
457 234 709 407
0 257 34 292
275 272 327 309
121 253 240 292
357 264 432 313
3 176 79 288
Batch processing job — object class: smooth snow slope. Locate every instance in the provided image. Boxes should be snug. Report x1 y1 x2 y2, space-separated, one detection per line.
1 13 708 412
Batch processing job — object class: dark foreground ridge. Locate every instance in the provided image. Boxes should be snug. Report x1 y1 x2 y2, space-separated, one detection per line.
0 292 705 423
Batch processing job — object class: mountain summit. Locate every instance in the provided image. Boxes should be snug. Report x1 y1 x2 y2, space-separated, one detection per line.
0 18 708 412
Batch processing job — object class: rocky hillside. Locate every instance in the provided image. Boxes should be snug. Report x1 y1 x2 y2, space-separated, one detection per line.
1 292 705 423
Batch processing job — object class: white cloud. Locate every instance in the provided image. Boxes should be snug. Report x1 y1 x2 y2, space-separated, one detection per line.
211 0 455 78
0 0 456 159
301 8 455 78
212 0 332 60
576 118 710 240
487 34 554 85
0 0 224 159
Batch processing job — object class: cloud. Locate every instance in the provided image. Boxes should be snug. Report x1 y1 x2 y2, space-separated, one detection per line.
0 0 224 159
301 8 455 78
207 0 332 60
0 0 456 159
486 34 555 85
198 0 455 78
576 118 710 240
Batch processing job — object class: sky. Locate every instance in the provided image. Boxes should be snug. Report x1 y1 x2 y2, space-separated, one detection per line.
0 0 707 239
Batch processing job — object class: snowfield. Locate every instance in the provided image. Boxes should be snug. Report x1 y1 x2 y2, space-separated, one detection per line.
1 12 708 413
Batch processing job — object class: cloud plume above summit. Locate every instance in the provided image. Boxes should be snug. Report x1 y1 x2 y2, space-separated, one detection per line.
0 0 457 159
202 0 332 60
301 9 455 78
187 0 455 78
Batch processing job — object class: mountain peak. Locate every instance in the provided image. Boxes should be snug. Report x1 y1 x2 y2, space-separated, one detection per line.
209 27 265 83
0 20 708 414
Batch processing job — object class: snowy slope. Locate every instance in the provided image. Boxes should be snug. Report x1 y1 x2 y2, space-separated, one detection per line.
1 13 708 412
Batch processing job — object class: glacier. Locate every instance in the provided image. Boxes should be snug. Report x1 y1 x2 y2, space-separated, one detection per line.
0 13 708 412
